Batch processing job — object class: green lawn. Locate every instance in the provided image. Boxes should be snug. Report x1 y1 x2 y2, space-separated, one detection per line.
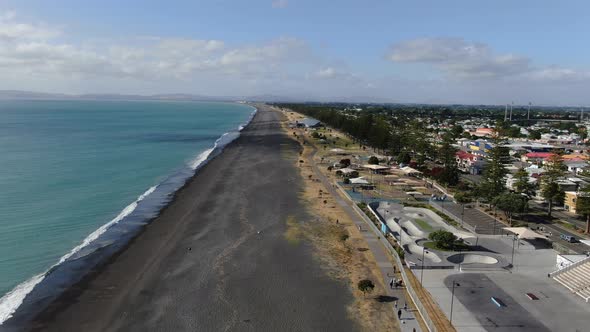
423 241 470 252
414 218 434 232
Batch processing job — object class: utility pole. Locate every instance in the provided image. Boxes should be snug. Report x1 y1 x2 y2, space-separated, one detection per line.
509 101 513 121
504 104 508 121
527 102 531 121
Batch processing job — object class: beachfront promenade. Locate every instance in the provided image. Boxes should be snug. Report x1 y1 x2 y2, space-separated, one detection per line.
13 106 359 331
305 137 423 332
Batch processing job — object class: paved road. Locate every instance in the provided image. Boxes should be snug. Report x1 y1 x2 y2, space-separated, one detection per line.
522 214 589 254
529 201 589 233
302 131 422 332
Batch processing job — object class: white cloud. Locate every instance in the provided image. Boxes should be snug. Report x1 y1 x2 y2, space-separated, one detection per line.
0 12 312 81
388 37 532 79
271 0 289 9
0 10 60 40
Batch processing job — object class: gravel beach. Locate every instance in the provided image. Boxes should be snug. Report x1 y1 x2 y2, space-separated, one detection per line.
23 105 358 332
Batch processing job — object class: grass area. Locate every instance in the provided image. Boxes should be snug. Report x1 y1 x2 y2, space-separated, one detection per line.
403 202 461 228
423 241 470 252
414 218 434 232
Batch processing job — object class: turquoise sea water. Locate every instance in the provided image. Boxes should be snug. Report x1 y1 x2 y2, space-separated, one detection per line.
0 100 253 320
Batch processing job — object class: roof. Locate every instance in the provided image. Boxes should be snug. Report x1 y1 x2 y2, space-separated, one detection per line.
401 166 422 174
362 164 390 170
525 152 554 159
299 118 321 127
349 177 370 185
337 167 356 174
456 150 477 160
502 227 548 239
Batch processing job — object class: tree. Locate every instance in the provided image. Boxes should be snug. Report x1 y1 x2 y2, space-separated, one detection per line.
357 279 375 296
436 133 460 186
368 156 379 165
340 158 351 167
494 193 527 226
528 130 541 140
478 141 509 203
575 186 590 233
541 153 566 217
428 230 457 250
513 167 536 198
397 151 411 165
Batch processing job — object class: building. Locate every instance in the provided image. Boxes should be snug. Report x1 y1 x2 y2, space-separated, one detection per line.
296 118 322 128
522 152 554 165
455 150 486 174
564 191 578 213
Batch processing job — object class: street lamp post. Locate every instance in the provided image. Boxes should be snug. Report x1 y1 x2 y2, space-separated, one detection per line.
420 248 429 286
493 205 497 235
511 235 517 266
450 281 460 324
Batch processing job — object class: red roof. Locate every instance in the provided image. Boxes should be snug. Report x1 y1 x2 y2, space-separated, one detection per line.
475 128 494 133
525 152 554 159
456 151 477 160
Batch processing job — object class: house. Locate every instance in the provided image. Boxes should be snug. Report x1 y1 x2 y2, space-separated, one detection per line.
522 152 554 165
566 161 588 175
455 151 486 174
471 128 495 137
564 191 579 213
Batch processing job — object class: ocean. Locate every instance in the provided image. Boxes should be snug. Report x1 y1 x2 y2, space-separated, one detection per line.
0 100 255 323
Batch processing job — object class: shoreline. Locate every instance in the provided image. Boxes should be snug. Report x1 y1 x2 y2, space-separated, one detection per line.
0 103 257 329
4 105 358 331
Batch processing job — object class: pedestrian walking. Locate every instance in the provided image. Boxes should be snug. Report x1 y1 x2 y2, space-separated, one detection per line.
393 266 396 274
394 301 398 309
397 309 402 320
389 278 394 289
403 303 407 311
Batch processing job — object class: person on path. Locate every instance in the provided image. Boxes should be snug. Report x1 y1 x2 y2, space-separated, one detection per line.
397 309 402 320
389 278 394 289
394 301 398 309
404 303 407 311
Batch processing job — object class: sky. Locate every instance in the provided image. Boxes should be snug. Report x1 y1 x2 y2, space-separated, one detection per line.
0 0 589 105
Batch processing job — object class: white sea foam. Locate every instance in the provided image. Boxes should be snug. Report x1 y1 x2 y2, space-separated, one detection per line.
0 185 158 325
190 148 214 170
0 105 260 324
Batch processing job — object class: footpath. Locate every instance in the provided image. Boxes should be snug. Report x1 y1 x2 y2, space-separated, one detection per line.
306 143 423 332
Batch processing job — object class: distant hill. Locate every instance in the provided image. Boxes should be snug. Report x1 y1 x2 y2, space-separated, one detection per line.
0 90 304 103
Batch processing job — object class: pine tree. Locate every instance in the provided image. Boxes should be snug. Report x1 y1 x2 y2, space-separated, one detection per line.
541 153 566 217
478 139 509 203
513 167 536 198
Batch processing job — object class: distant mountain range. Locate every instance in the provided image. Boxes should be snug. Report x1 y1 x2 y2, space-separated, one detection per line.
0 90 308 103
0 90 398 104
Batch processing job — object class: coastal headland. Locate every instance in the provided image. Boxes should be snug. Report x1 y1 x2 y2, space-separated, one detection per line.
17 105 358 331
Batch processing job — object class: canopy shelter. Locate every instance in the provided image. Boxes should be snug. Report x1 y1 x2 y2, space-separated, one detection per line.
336 167 356 175
362 164 390 170
330 148 347 154
349 177 370 185
502 227 548 239
400 166 422 176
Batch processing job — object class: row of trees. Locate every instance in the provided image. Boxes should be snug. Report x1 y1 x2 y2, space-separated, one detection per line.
281 103 590 232
280 104 462 186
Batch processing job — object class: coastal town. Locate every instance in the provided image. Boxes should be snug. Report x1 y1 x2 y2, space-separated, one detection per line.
276 103 590 332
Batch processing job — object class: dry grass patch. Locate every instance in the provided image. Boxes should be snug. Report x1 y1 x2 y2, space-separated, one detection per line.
277 110 397 332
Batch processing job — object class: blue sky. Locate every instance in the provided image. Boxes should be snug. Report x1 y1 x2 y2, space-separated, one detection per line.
1 0 589 105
